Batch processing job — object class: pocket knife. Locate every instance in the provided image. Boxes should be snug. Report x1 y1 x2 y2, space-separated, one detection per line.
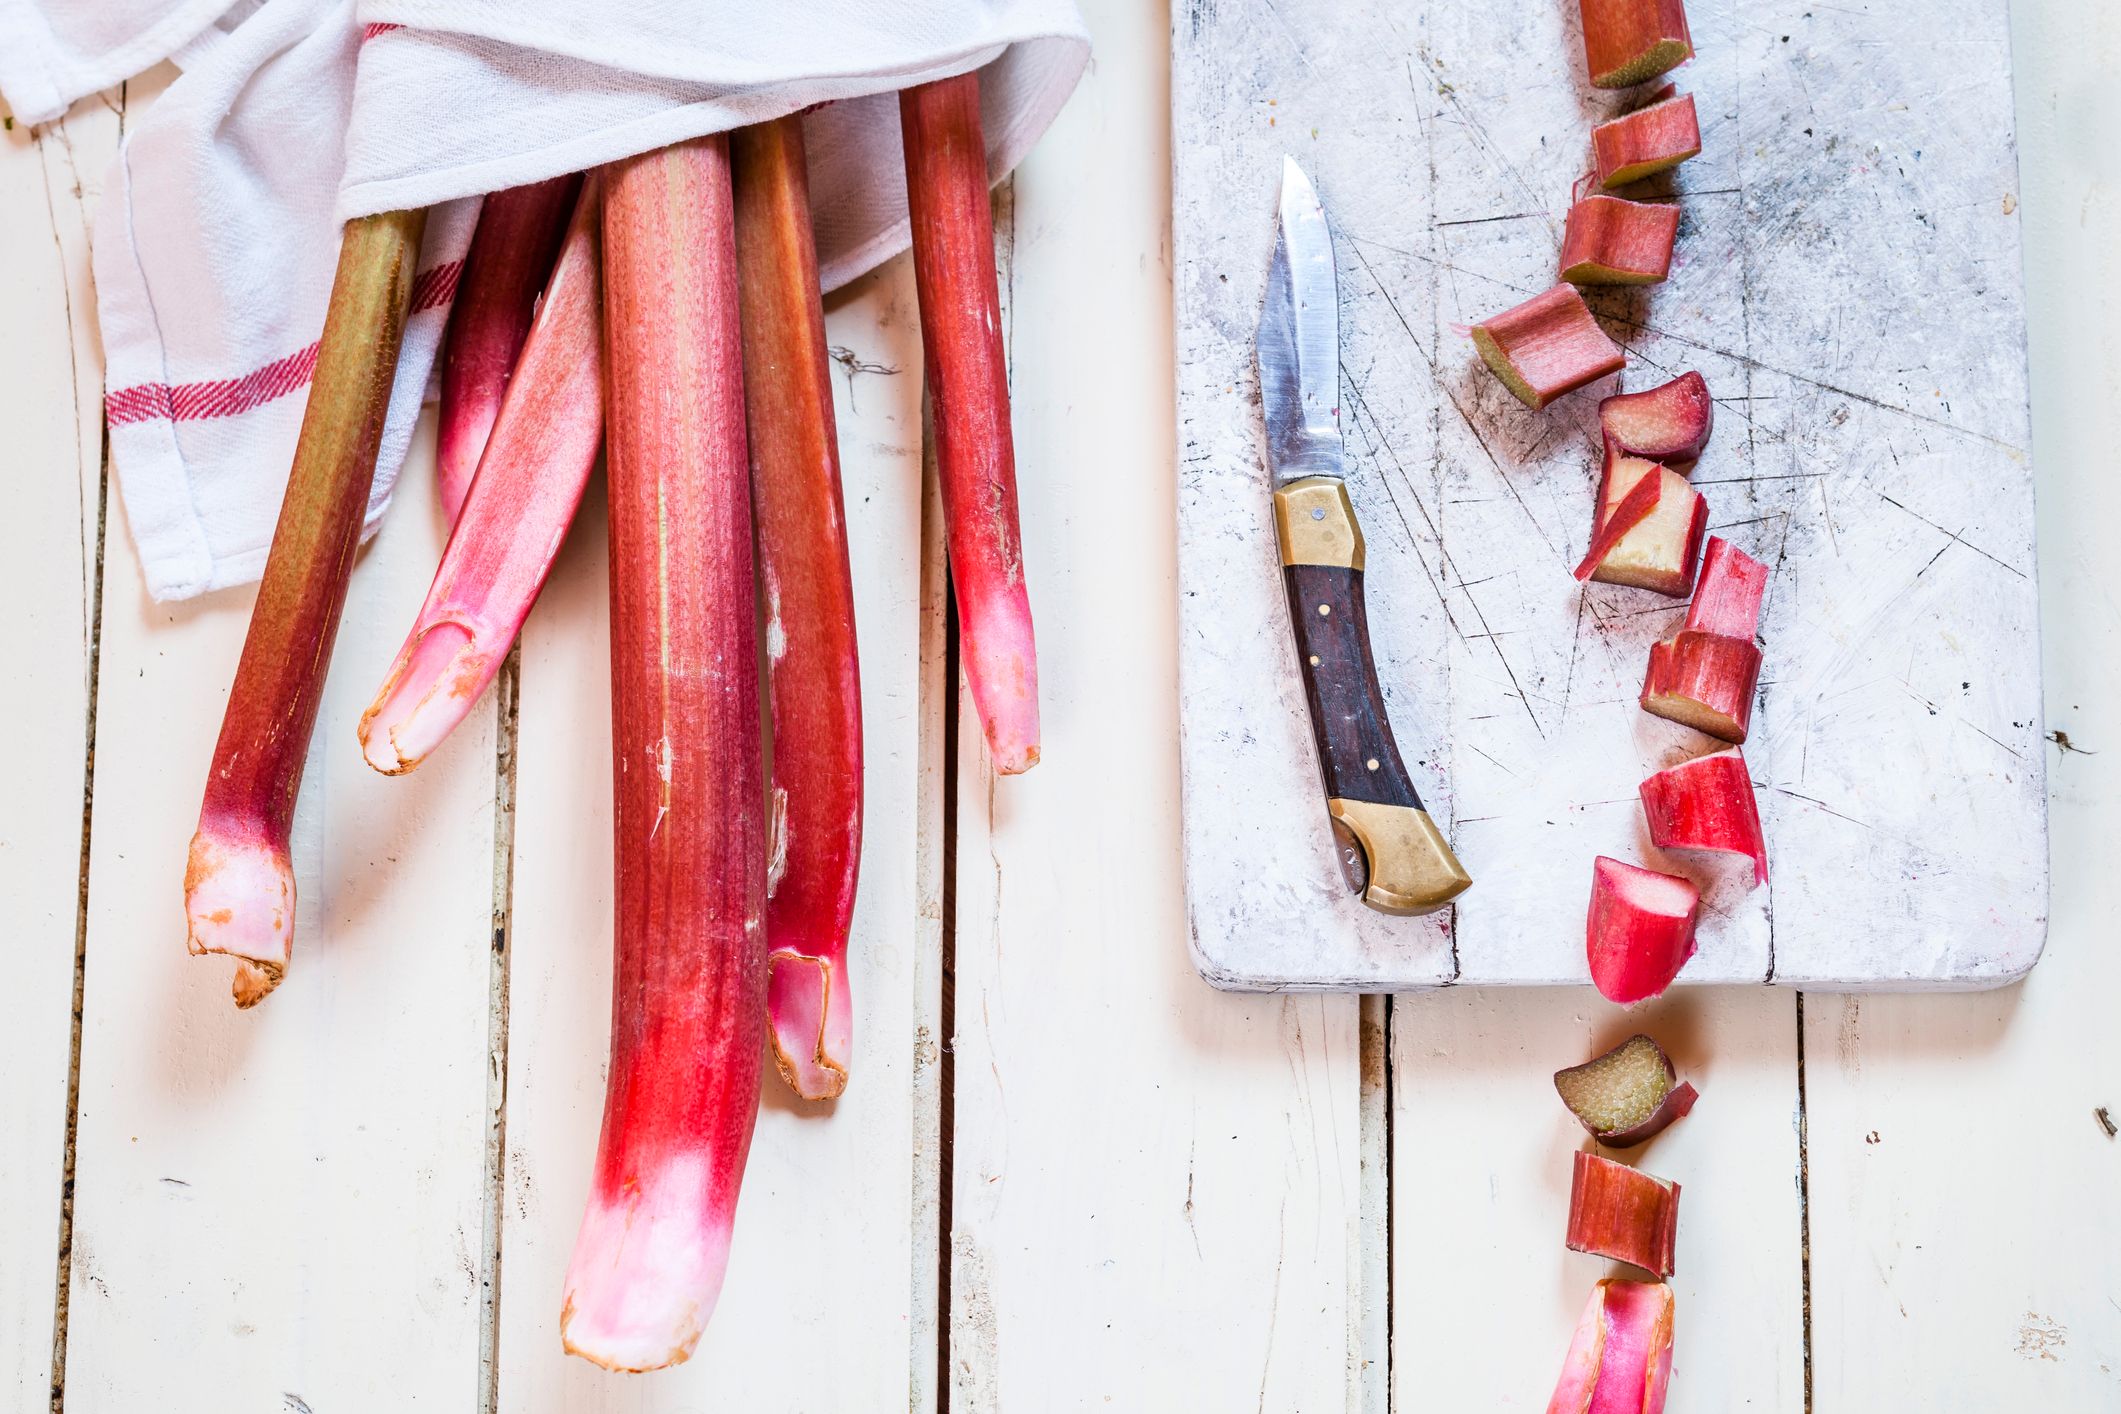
1255 157 1471 915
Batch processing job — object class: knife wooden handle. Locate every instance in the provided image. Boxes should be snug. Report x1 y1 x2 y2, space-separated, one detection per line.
1273 475 1471 915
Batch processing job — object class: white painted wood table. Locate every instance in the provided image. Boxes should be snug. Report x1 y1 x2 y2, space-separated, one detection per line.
2 2 2116 1410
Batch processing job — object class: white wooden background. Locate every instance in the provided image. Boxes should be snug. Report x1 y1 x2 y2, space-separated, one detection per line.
2 1 2116 1409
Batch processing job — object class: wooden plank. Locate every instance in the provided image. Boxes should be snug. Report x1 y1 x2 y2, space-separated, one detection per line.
946 4 1366 1405
64 436 500 1403
1390 988 1805 1411
1174 0 2045 990
491 250 933 1408
1802 3 2121 1401
0 86 118 1413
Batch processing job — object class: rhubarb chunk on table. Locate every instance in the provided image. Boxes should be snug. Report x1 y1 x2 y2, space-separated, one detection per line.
1586 855 1700 1004
1592 91 1702 188
1578 0 1695 90
1600 371 1713 462
1566 1151 1681 1278
1560 195 1680 286
1554 1034 1698 1147
1546 1278 1675 1414
1640 746 1768 886
1586 453 1707 596
1471 283 1626 410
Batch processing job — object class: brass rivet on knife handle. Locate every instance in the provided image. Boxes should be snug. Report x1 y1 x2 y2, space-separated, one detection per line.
1273 475 1365 570
1327 799 1472 915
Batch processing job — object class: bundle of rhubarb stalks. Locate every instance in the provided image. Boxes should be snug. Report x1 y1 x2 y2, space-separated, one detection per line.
1461 1 1777 1409
177 72 1036 1373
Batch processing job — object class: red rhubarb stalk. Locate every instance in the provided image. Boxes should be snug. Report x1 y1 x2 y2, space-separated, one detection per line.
731 115 862 1102
1641 632 1763 742
1560 195 1680 286
560 137 765 1373
1547 1279 1676 1414
1471 284 1626 410
360 175 604 775
1566 1151 1681 1278
1683 535 1767 639
1592 92 1702 189
437 175 581 521
1600 371 1713 463
183 208 428 1008
1640 747 1768 886
1588 453 1707 596
1554 1034 1698 1147
1578 0 1694 90
1586 855 1700 1004
901 71 1041 774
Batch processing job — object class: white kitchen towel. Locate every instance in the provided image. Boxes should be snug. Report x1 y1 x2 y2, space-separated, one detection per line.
0 0 1088 601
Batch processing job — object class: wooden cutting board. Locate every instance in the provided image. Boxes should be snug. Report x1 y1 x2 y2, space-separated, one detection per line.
1173 0 2047 990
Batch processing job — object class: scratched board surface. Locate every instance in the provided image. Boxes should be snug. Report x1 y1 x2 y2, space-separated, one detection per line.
1173 0 2046 989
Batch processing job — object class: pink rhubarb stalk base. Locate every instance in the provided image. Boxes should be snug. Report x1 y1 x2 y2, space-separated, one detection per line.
732 114 863 1101
359 175 604 775
559 136 766 1373
184 207 428 1007
902 71 1042 774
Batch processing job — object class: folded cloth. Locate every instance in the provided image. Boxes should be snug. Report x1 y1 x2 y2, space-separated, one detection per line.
0 0 1088 600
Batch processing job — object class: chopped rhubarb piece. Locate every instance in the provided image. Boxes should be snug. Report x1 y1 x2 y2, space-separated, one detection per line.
360 176 603 776
1546 1279 1676 1414
1567 1151 1681 1278
1578 0 1694 90
1589 455 1707 596
1640 747 1768 886
1592 92 1702 188
1471 284 1626 410
560 136 765 1374
1684 536 1768 639
1560 195 1680 286
183 208 427 1008
1586 856 1700 1004
438 174 581 521
732 114 862 1102
902 72 1041 774
1574 461 1663 581
1641 631 1762 742
1554 1034 1698 1147
1600 372 1713 463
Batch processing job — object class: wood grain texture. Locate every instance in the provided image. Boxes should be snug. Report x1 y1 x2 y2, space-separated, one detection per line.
491 251 932 1407
1174 0 2047 990
1285 563 1424 810
947 6 1370 1406
66 424 499 1409
0 86 115 1412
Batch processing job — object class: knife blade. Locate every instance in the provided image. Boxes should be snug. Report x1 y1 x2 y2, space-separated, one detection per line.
1256 157 1471 916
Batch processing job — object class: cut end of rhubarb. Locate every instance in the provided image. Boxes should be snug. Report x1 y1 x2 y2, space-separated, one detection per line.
184 824 294 1009
1554 1033 1698 1147
1586 855 1700 1005
1593 36 1691 89
1600 372 1712 463
768 950 851 1102
1471 284 1626 410
1589 457 1707 597
358 620 480 775
560 1153 734 1373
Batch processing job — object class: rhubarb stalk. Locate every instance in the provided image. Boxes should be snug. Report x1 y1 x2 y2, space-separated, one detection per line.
1587 453 1707 596
1554 1034 1698 1147
1600 372 1713 463
1566 1151 1681 1277
1639 747 1768 886
560 137 765 1373
1591 92 1702 189
183 208 428 1008
1559 195 1680 286
1578 0 1694 90
901 71 1041 774
1471 284 1626 410
1546 1279 1675 1414
1640 536 1767 740
1586 855 1700 1004
360 175 604 775
437 175 581 520
732 115 862 1102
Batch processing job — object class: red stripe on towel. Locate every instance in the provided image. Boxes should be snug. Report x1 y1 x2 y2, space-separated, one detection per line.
361 22 404 41
107 258 462 427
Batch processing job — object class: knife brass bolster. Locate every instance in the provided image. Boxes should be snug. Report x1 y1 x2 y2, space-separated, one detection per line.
1327 800 1472 915
1273 475 1365 570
